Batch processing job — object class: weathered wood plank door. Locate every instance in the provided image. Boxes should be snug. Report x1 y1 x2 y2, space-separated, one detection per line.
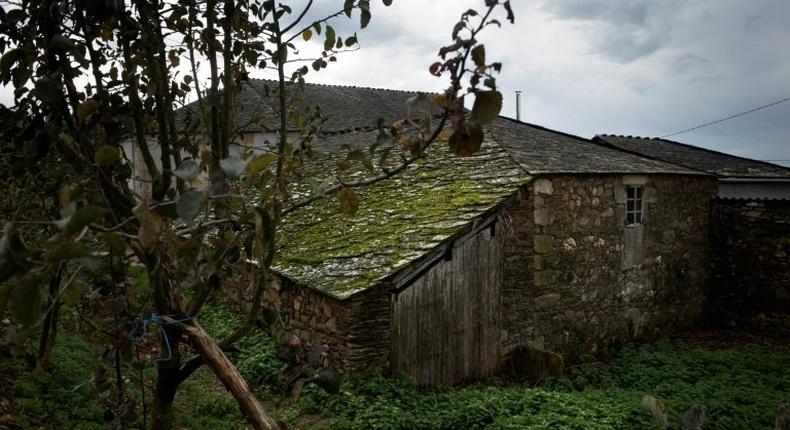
391 226 503 386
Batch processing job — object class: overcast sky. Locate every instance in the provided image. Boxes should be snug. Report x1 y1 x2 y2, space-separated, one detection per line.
3 0 788 165
268 0 790 166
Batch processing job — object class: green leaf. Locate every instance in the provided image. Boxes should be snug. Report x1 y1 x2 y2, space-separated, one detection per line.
62 280 87 306
302 29 312 41
504 0 515 24
378 145 394 168
343 0 354 17
10 275 43 329
63 205 107 235
345 35 358 46
469 90 502 125
176 190 204 224
324 25 336 51
76 99 99 121
46 242 91 262
245 154 277 175
360 5 371 28
448 122 484 157
471 45 485 69
174 158 201 182
382 0 393 5
313 22 321 35
220 156 246 178
5 9 26 25
95 145 121 166
98 232 126 254
347 149 374 172
337 187 359 216
0 223 26 268
0 48 21 83
49 35 75 53
34 77 62 104
76 256 102 272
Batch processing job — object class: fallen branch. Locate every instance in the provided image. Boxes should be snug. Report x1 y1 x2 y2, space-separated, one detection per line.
167 317 281 430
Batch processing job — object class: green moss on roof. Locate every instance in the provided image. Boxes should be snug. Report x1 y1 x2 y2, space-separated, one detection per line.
272 134 531 299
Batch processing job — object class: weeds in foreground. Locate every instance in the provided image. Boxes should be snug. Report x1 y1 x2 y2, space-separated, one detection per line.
2 306 787 429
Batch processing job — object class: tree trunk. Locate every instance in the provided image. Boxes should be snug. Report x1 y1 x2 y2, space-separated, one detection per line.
151 327 182 430
151 365 180 430
173 318 281 430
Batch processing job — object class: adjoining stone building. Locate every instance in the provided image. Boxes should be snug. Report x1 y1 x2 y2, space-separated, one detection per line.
195 81 719 386
595 135 790 329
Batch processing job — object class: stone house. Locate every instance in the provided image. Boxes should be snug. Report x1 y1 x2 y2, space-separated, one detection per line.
594 135 790 328
184 81 720 386
123 80 746 385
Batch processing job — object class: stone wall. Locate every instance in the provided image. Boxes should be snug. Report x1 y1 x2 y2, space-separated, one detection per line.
710 198 790 327
221 266 391 369
503 174 716 359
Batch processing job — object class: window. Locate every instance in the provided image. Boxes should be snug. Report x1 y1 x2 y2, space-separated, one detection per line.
625 186 644 225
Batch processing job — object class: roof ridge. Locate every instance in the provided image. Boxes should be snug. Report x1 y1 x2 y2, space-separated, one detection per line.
495 115 593 144
248 78 441 96
591 135 711 176
597 133 652 140
597 133 790 174
652 136 790 173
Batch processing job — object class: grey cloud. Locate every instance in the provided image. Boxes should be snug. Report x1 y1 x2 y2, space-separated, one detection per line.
598 28 669 63
548 0 650 25
665 53 722 83
543 0 681 62
667 54 708 74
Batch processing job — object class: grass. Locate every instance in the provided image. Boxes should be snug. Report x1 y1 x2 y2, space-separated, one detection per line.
1 307 787 429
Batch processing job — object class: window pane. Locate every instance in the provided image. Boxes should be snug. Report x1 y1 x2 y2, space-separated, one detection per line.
635 212 642 223
627 212 634 224
627 187 635 199
627 200 634 211
636 187 643 198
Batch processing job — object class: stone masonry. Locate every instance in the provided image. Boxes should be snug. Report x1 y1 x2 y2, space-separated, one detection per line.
503 174 716 359
222 266 391 370
710 198 790 328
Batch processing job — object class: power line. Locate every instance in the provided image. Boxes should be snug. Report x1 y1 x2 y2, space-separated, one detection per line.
660 95 790 138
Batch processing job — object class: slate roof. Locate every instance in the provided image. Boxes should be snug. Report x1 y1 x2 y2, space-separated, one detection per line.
273 131 530 299
179 79 435 134
594 134 790 179
488 118 703 175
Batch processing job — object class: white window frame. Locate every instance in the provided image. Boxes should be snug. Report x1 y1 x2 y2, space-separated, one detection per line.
625 185 644 225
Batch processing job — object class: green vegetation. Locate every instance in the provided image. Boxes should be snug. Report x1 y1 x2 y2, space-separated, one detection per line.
3 312 787 430
284 341 789 429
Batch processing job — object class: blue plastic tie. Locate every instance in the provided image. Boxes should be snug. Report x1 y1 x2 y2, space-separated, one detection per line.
130 313 194 362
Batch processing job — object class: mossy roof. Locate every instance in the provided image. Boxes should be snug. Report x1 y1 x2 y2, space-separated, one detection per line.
272 131 531 299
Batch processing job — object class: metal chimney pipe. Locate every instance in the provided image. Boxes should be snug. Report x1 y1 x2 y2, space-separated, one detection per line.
515 90 522 121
